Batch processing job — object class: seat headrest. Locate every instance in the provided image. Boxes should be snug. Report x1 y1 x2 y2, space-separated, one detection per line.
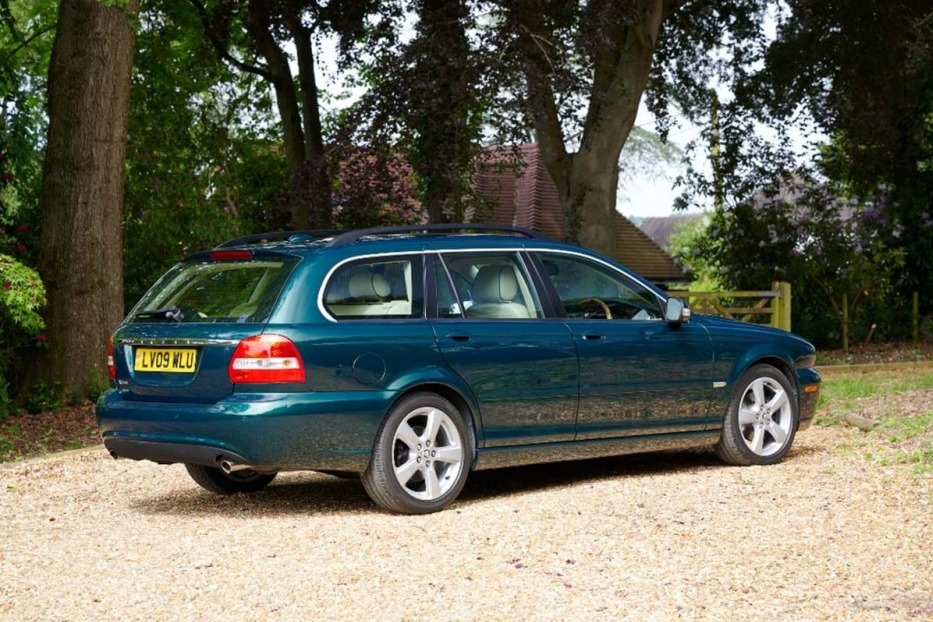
472 266 519 303
349 271 391 299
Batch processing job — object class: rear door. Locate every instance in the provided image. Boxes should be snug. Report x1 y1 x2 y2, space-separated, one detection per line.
112 251 299 403
429 251 578 446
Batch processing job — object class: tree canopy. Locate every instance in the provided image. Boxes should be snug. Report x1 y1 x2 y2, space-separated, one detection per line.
1 0 932 405
667 1 933 342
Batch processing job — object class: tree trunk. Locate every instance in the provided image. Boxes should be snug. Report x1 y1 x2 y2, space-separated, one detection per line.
246 0 306 179
513 0 666 256
33 0 139 395
412 0 472 223
247 0 332 230
564 152 622 258
285 7 332 229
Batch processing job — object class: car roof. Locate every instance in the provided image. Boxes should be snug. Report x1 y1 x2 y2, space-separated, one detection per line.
210 224 586 257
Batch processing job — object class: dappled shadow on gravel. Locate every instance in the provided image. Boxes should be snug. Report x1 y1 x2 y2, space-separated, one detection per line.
458 449 723 506
130 448 729 517
130 473 379 517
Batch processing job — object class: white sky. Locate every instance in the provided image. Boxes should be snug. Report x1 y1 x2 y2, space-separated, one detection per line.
617 111 708 220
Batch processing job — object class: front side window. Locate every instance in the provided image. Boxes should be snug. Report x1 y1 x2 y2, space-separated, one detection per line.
537 252 663 320
323 255 423 320
437 252 542 320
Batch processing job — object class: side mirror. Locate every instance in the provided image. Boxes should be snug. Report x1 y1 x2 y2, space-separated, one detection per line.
665 297 690 325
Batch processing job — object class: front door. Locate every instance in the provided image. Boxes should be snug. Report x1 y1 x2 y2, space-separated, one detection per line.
534 251 714 440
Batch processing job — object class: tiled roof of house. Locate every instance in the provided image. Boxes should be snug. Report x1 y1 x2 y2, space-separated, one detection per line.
639 214 704 251
474 144 688 282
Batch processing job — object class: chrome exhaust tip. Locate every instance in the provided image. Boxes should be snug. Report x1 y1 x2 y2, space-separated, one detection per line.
218 458 253 474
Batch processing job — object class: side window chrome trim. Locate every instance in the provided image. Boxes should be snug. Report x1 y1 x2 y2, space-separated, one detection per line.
530 248 667 307
318 251 424 323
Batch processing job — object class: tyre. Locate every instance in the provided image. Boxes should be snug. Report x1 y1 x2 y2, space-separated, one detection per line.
715 364 798 466
362 393 471 514
185 464 277 495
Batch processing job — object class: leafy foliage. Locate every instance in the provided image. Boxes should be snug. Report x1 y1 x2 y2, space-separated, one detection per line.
759 1 933 301
335 0 489 224
0 253 44 334
665 214 720 291
0 252 46 416
693 177 905 347
663 1 933 321
0 0 53 410
123 0 287 308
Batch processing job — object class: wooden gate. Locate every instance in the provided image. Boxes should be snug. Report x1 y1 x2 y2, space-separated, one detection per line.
668 282 792 331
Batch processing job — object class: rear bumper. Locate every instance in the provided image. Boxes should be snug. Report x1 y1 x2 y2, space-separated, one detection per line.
103 438 251 470
96 389 393 472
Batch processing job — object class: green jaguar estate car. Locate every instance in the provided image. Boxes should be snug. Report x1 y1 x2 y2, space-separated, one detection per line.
97 224 821 514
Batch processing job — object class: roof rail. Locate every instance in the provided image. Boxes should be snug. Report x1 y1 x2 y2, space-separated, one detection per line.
215 229 343 249
328 223 546 247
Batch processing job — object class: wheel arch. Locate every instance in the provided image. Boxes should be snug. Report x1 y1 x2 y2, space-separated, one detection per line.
729 345 798 392
731 353 802 427
385 382 482 469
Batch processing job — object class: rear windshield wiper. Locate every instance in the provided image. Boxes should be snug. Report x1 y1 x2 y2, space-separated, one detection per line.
133 307 185 322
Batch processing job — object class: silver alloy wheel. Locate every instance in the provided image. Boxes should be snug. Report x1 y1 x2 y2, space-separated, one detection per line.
737 376 793 457
391 406 464 501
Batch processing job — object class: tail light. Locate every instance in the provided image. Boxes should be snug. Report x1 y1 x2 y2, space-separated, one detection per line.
107 338 116 380
228 334 306 383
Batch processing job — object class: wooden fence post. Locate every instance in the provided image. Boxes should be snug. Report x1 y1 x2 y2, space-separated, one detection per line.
770 281 792 331
780 282 791 332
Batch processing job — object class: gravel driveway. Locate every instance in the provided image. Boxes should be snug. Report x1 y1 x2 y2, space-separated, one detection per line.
2 424 931 621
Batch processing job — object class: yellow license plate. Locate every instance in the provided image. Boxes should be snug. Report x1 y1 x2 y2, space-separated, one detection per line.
134 348 197 373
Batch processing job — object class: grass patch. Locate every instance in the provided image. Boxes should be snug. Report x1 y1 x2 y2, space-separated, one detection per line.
879 411 933 443
817 369 933 410
817 367 933 474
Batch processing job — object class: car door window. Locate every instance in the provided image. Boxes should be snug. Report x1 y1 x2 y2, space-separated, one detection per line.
438 252 542 320
538 252 663 320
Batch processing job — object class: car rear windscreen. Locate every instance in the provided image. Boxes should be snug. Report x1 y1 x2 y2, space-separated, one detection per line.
129 258 299 324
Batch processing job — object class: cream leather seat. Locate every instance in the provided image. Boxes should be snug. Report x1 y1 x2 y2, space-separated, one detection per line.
466 265 531 319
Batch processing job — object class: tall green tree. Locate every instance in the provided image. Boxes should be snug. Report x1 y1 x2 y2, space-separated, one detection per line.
664 1 933 312
758 1 933 299
188 0 380 229
482 1 782 256
488 0 693 254
124 0 286 307
338 0 487 223
33 0 139 395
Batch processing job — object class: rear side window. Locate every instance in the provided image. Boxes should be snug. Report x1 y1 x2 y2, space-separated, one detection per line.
323 255 424 320
130 258 298 324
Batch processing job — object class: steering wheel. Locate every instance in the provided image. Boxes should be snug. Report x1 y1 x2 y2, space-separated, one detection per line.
579 298 612 320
